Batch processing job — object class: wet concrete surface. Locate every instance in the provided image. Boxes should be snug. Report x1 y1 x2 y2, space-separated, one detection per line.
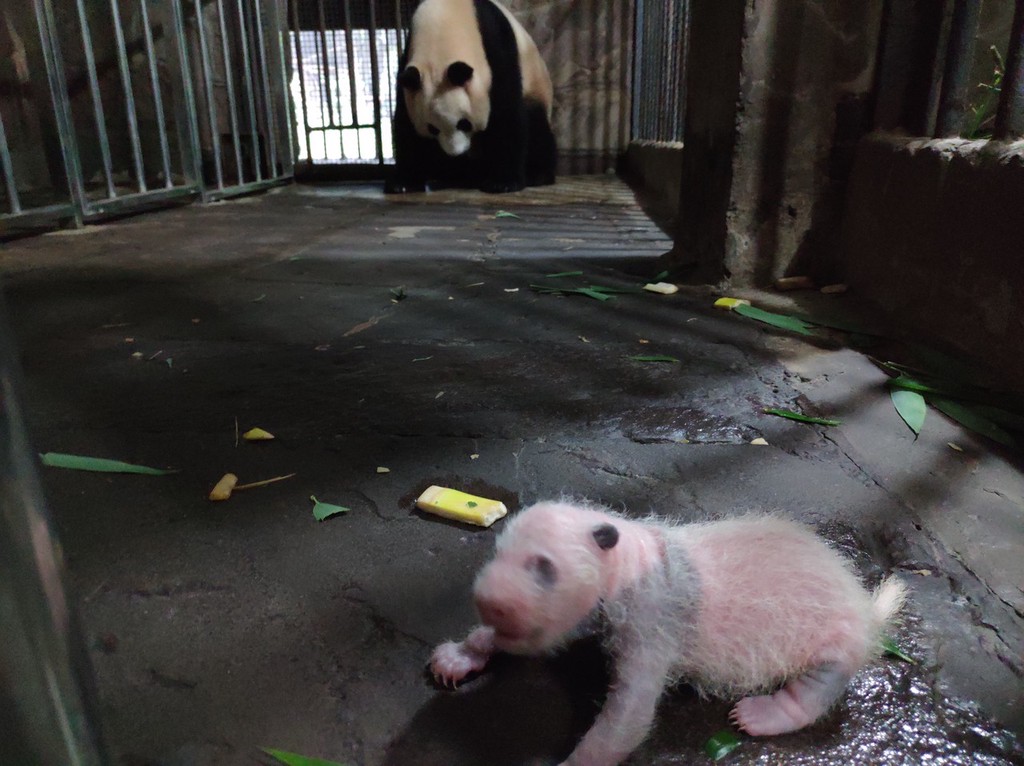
1 178 1022 765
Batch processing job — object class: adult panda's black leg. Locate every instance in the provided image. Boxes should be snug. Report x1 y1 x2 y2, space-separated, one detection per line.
475 0 527 194
385 75 430 194
524 100 557 187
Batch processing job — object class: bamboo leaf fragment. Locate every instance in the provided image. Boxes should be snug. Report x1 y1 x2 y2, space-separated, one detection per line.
705 729 742 760
763 408 840 426
39 453 178 475
262 748 347 766
891 390 926 435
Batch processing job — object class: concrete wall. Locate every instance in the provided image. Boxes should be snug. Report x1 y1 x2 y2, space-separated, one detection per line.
840 134 1024 389
723 0 883 285
507 0 634 174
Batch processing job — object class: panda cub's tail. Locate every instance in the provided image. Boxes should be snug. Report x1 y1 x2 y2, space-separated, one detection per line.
871 576 908 628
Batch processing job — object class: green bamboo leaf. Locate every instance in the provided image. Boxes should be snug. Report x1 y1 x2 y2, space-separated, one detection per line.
494 210 521 219
262 747 347 766
763 408 840 426
310 496 350 522
705 729 742 760
965 403 1024 431
891 389 926 435
929 398 1016 447
732 304 816 336
576 288 615 302
628 355 681 363
653 270 670 281
39 453 178 475
544 270 584 278
881 635 916 664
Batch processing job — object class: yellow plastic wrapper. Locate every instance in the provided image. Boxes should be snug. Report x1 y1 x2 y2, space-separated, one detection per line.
416 485 508 527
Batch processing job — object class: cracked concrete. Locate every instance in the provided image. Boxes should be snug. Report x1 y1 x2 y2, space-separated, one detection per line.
1 178 1021 765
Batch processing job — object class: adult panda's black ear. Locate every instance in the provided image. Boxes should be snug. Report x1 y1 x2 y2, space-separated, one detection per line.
399 66 422 92
446 61 474 86
592 523 619 551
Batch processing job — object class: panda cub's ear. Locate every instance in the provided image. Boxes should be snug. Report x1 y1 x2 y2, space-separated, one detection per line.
592 523 619 551
398 65 422 92
446 61 474 86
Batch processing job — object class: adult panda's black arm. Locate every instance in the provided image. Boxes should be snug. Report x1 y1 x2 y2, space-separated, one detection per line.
473 0 528 193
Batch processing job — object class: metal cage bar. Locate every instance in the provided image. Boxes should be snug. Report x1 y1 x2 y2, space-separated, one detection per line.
2 0 293 238
935 0 982 137
0 112 21 215
139 0 174 188
631 0 689 143
109 0 148 193
994 0 1024 140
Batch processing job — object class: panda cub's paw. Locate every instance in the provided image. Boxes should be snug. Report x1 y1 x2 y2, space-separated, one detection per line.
480 178 524 194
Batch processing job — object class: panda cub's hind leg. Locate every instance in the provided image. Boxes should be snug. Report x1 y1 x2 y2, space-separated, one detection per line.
729 661 852 736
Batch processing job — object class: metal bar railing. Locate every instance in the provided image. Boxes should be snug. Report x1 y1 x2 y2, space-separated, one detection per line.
316 0 336 129
993 0 1024 140
217 0 245 182
139 0 173 188
193 0 225 189
109 0 147 193
254 3 280 176
0 111 21 215
291 0 312 164
236 0 263 181
367 0 385 163
75 0 117 199
935 0 982 138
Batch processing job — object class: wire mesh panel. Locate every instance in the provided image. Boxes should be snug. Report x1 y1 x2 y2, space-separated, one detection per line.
289 0 414 171
632 0 689 143
0 1 79 235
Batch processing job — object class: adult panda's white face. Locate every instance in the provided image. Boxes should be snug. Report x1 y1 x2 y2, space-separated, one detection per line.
400 61 486 157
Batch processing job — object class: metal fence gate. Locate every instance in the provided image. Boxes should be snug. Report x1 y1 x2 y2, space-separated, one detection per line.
0 0 293 239
287 0 415 178
632 0 689 143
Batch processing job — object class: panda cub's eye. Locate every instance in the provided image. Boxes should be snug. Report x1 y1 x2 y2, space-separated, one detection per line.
427 124 440 136
456 119 473 133
529 555 558 588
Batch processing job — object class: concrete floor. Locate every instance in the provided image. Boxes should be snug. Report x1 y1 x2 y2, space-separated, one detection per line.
2 178 1022 766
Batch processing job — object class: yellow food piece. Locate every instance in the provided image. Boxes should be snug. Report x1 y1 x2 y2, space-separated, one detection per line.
416 485 508 528
642 282 679 295
243 427 275 441
209 473 238 501
713 297 752 310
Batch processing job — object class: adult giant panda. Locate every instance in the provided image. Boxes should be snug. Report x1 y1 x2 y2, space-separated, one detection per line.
385 0 557 194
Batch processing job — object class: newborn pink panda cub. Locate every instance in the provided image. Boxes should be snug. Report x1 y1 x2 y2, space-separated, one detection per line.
430 501 907 766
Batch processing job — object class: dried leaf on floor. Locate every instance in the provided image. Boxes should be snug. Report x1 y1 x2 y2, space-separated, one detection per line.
343 315 382 337
40 452 178 475
310 495 350 522
763 408 840 426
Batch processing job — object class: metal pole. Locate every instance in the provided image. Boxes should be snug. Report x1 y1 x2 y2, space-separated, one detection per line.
139 0 173 188
216 0 245 182
75 0 116 199
275 0 296 174
0 288 108 766
33 0 85 224
631 0 645 139
290 0 312 164
316 0 336 130
342 0 359 152
367 0 384 163
253 3 280 177
167 0 205 192
236 0 263 182
193 0 224 189
0 110 22 215
935 0 982 137
994 0 1024 139
109 0 147 193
